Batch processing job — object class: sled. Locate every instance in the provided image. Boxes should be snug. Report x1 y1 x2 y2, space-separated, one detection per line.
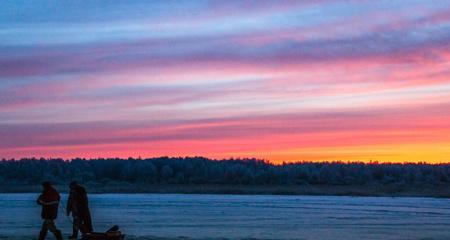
82 225 125 240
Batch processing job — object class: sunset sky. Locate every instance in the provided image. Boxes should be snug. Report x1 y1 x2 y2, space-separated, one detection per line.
1 1 450 163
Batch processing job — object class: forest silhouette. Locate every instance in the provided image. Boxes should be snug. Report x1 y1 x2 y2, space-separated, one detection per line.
1 157 448 190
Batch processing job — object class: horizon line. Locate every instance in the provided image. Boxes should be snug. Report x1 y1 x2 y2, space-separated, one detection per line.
2 156 449 165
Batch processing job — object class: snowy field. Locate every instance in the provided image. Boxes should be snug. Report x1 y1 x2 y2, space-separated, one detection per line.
0 193 449 240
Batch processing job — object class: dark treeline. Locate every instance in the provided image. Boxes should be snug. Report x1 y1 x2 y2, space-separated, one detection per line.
0 157 449 186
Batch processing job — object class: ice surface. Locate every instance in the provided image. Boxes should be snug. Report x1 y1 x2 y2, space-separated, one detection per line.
0 193 449 240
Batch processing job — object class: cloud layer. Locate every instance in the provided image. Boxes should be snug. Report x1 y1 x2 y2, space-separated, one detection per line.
1 0 450 162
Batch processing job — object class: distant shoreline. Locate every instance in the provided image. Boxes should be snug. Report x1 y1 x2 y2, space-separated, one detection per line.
1 184 448 198
2 158 449 198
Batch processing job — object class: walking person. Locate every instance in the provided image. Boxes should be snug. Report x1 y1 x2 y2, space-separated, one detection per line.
67 181 93 239
37 181 63 240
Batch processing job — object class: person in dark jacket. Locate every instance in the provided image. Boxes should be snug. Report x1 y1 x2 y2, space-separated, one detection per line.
67 181 93 239
37 181 63 240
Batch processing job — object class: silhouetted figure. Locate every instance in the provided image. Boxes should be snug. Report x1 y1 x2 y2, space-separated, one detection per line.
37 181 63 240
67 181 93 239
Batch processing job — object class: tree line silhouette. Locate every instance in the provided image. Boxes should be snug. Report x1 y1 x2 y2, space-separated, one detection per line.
0 157 448 186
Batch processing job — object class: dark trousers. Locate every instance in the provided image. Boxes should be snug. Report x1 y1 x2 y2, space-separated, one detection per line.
39 219 62 240
71 214 93 238
71 216 85 238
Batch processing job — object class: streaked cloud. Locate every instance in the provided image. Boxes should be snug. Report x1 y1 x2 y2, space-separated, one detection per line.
1 0 449 162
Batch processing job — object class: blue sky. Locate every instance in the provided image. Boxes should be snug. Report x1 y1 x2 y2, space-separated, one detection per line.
1 0 450 162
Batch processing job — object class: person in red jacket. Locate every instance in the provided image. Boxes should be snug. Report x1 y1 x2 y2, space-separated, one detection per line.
37 181 63 240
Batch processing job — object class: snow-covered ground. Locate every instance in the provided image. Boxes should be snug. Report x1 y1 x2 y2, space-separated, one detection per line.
0 193 449 240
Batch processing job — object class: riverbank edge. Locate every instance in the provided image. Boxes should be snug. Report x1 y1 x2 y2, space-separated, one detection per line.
1 183 448 198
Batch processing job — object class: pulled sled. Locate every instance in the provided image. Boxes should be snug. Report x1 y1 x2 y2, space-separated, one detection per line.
81 225 125 240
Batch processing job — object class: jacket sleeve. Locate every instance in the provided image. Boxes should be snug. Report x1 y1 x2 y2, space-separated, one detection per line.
37 193 59 206
66 192 72 215
82 190 89 207
37 194 43 205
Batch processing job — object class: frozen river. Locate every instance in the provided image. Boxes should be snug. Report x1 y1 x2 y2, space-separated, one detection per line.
0 193 449 240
